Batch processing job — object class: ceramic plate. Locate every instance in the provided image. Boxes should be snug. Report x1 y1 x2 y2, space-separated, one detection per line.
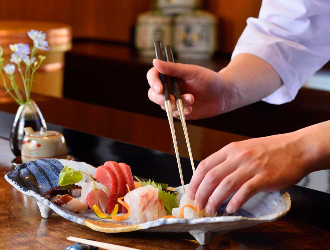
4 159 291 245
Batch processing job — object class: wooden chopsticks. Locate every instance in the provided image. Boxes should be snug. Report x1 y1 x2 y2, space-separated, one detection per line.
67 236 141 250
153 41 196 192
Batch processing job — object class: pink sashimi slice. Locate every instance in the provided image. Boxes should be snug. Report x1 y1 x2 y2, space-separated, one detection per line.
94 165 118 214
86 189 108 213
118 163 135 192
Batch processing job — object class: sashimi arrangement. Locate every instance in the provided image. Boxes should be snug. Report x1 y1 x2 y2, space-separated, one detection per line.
43 160 213 223
5 158 291 245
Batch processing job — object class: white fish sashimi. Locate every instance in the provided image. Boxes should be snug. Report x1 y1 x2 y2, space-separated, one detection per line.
124 185 166 223
78 181 109 205
172 192 215 219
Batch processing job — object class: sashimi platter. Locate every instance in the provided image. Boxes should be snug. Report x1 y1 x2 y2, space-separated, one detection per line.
5 158 291 245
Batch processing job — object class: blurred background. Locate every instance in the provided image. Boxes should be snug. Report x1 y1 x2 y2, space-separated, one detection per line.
0 0 330 138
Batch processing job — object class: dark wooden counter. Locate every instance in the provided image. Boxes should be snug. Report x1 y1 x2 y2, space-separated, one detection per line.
1 89 330 249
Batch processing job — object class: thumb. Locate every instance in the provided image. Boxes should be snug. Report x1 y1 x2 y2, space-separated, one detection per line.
153 59 200 81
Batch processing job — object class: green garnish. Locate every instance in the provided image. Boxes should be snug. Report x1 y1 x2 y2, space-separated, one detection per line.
59 166 97 190
59 166 83 186
135 176 178 215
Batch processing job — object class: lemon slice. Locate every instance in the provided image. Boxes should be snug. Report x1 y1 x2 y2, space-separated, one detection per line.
93 204 118 219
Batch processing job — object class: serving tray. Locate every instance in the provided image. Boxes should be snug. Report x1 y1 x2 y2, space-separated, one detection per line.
4 159 291 245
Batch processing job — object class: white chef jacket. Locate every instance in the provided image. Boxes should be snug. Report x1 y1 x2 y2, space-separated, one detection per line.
232 0 330 104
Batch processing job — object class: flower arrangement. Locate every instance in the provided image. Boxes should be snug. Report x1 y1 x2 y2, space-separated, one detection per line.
0 30 49 105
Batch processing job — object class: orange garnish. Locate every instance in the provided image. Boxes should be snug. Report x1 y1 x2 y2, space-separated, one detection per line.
179 204 200 219
112 197 130 221
162 215 176 219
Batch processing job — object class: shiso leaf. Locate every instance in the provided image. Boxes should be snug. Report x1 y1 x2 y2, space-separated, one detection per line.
159 190 178 215
135 176 178 215
58 165 83 186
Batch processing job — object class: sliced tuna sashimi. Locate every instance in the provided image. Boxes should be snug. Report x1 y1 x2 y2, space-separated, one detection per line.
118 163 135 192
104 161 127 196
94 165 118 214
104 161 129 213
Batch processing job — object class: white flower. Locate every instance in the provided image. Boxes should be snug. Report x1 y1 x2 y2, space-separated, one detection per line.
23 57 36 66
10 53 22 64
9 43 24 52
34 37 49 51
28 30 46 41
3 64 15 75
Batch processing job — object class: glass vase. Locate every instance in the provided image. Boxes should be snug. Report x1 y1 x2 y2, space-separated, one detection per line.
10 100 47 156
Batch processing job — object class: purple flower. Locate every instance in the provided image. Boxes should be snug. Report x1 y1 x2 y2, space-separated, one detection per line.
23 57 36 66
3 64 15 75
34 38 49 51
15 44 30 58
28 30 46 41
10 53 22 64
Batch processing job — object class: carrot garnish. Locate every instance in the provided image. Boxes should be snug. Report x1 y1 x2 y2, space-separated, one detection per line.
162 215 176 219
179 204 200 219
112 197 130 221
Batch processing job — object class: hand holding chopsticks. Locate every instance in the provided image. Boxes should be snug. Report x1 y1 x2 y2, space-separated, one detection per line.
153 41 196 191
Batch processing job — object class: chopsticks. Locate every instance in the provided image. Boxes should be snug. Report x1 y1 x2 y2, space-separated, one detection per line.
153 41 196 192
154 41 185 192
164 45 195 174
67 236 141 250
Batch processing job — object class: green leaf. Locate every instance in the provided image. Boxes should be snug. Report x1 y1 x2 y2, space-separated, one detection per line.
159 190 179 215
135 176 168 191
135 176 178 214
58 165 83 186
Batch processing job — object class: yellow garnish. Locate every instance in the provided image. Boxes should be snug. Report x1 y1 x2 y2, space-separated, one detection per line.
112 197 130 221
179 204 200 219
93 204 118 219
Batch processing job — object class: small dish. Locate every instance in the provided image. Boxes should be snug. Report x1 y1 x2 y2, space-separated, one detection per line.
5 159 291 245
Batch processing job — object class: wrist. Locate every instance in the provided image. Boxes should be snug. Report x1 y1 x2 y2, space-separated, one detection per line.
291 122 330 175
218 68 242 113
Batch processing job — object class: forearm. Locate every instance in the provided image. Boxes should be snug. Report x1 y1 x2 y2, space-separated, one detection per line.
292 120 330 174
219 53 282 112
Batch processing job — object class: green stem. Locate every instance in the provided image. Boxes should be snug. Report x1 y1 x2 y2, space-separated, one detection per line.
0 71 21 104
17 64 28 102
11 78 24 103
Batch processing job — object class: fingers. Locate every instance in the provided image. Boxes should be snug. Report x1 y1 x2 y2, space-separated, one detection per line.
226 175 263 214
193 161 236 210
147 67 163 95
153 59 200 81
204 167 254 215
188 149 228 200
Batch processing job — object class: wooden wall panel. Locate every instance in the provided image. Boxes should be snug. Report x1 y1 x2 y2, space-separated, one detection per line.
0 0 261 53
0 0 152 42
205 0 262 53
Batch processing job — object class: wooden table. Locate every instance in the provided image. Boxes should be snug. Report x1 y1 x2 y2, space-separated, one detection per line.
1 89 330 249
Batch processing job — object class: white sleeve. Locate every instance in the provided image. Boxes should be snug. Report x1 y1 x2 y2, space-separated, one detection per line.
232 0 330 104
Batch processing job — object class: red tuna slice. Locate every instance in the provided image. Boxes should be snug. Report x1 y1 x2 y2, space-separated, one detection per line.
118 163 135 192
94 165 118 214
104 161 127 197
86 189 108 213
104 161 127 213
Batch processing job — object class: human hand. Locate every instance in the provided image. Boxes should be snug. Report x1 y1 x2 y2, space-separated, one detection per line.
187 132 309 214
147 59 233 120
